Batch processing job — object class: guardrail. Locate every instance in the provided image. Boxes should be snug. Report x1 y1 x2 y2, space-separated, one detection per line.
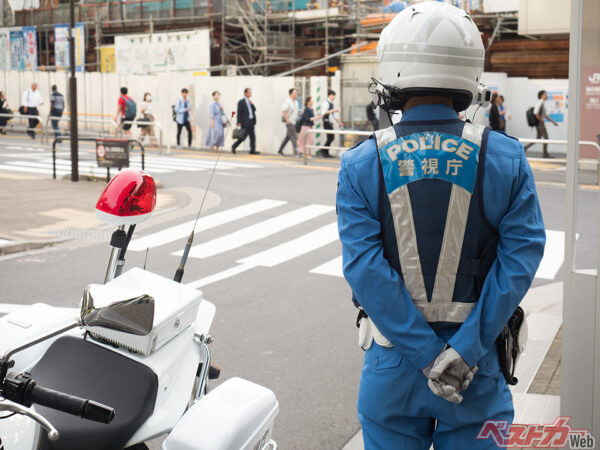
44 116 120 143
302 128 371 165
51 136 145 182
120 119 166 152
301 129 600 181
0 112 45 143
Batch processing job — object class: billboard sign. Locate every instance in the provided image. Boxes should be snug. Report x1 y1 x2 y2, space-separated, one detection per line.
9 29 24 70
54 23 85 71
22 26 37 70
115 29 210 75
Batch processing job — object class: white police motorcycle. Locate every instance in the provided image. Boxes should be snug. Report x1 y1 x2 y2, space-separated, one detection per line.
0 169 279 450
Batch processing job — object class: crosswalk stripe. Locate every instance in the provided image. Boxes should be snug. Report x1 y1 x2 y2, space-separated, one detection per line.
32 157 204 173
187 223 340 288
5 160 170 175
174 204 335 259
310 256 343 278
0 163 68 175
238 222 339 267
128 199 287 251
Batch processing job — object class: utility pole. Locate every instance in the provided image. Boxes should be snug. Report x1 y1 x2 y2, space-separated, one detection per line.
69 0 79 181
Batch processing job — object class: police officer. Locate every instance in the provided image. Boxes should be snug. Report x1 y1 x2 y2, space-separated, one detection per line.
336 2 546 449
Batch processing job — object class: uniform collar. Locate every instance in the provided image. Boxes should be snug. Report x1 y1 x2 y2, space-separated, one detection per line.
401 104 459 122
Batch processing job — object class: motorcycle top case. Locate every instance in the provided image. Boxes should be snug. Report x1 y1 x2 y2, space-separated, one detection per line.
85 267 203 355
163 377 279 450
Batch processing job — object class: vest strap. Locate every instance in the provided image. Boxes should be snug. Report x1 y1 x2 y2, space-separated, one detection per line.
415 301 476 323
374 121 488 324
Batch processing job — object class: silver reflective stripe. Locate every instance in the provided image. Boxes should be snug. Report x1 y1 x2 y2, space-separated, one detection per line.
374 126 397 148
383 42 484 58
461 122 485 147
389 186 428 302
431 185 471 303
381 53 483 68
430 122 483 305
375 126 428 303
415 302 476 323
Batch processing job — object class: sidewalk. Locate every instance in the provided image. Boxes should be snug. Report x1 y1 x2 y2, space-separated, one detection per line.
0 174 204 255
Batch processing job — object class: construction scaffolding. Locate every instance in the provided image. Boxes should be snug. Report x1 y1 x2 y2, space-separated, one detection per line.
9 1 569 79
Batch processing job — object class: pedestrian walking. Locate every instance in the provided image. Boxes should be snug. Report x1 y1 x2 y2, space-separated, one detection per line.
232 88 259 154
488 92 505 131
175 88 193 148
205 90 225 152
0 91 10 135
49 85 65 138
337 3 545 449
524 90 558 158
115 87 136 138
278 88 299 156
20 82 43 139
138 92 157 147
297 96 320 159
320 89 343 158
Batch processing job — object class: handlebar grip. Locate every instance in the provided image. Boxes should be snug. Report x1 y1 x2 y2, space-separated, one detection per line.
31 385 115 424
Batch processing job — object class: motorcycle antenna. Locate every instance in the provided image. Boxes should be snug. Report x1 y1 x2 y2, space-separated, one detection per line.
173 110 236 283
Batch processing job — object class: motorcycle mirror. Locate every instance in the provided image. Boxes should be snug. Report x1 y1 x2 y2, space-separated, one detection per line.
81 286 155 336
95 169 157 226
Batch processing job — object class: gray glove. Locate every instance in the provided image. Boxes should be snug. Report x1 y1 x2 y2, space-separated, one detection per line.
422 347 478 404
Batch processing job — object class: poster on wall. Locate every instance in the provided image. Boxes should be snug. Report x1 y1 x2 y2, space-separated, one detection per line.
115 29 210 74
22 26 37 70
544 90 567 123
100 46 116 73
9 30 24 71
54 23 85 72
0 30 11 71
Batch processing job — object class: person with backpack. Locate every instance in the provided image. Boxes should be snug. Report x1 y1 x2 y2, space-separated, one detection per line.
175 88 193 148
50 85 65 138
115 87 136 137
524 90 558 158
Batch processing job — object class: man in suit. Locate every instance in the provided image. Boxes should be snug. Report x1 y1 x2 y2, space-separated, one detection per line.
232 87 259 154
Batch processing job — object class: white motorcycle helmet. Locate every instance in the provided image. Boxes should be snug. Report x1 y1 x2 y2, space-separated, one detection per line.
373 1 488 112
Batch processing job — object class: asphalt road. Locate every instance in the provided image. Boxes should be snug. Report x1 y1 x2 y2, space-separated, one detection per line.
0 136 597 449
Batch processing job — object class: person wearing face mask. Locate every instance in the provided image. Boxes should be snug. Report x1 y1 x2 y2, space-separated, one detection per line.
139 92 157 147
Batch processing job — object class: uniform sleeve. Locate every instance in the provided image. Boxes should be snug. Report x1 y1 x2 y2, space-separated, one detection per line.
337 159 446 370
447 150 546 366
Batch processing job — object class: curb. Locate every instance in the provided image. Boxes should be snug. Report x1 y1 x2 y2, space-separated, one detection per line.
0 237 69 256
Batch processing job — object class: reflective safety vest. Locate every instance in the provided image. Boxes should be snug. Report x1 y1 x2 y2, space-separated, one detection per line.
373 119 499 327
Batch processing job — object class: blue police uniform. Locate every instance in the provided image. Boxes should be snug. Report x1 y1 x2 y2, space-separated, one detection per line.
336 104 545 449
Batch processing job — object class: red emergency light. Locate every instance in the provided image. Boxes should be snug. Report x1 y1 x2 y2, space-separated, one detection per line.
95 169 157 225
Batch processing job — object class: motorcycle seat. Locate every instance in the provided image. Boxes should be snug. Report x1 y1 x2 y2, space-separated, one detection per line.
30 335 158 450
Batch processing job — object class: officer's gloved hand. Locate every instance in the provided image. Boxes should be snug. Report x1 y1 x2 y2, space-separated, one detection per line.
422 346 478 404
